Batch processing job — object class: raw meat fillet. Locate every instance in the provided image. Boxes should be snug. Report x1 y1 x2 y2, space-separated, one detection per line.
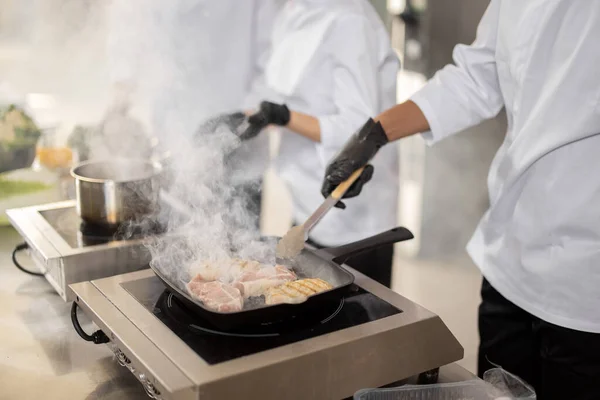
234 265 297 298
188 261 222 281
186 275 243 312
265 278 333 305
189 258 262 282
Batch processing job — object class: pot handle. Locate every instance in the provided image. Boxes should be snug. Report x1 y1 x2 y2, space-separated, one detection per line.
314 227 414 265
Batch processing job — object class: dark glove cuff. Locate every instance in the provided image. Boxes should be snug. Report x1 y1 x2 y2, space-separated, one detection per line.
357 119 388 149
258 101 290 126
274 104 291 126
335 118 388 168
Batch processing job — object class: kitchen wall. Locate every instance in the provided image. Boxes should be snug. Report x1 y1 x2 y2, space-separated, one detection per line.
0 0 110 134
370 0 393 32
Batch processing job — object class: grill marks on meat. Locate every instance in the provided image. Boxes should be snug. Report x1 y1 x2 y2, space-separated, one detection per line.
235 265 297 299
186 276 243 313
266 278 333 305
186 259 297 312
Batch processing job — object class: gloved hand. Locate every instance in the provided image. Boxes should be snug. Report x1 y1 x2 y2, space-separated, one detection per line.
239 101 290 141
198 112 247 135
321 118 388 209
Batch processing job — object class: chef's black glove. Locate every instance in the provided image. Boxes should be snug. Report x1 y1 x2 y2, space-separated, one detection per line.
198 112 247 135
240 101 290 141
321 118 388 209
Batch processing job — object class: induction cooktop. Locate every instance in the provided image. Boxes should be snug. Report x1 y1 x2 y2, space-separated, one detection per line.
123 276 402 365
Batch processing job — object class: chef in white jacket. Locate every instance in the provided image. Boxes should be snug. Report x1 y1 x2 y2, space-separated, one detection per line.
224 0 399 287
106 0 278 222
321 1 600 398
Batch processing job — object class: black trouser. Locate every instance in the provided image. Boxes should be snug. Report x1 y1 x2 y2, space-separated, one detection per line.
478 278 600 400
306 237 394 288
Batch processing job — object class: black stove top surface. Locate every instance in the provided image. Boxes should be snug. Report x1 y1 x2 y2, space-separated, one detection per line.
123 277 402 365
39 207 162 248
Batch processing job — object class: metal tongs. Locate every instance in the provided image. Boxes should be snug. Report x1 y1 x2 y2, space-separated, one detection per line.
276 167 365 259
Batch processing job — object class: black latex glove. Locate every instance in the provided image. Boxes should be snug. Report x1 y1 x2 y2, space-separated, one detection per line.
239 101 291 141
321 118 388 209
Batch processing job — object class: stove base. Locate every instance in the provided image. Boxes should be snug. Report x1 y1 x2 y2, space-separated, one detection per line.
7 201 154 301
70 269 464 400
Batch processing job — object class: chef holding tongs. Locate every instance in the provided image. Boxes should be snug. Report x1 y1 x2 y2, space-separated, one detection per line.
211 0 400 288
320 2 600 398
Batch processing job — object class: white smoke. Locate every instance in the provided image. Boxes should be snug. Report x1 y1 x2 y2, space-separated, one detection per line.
108 3 277 288
147 121 274 288
0 0 110 132
1 0 274 287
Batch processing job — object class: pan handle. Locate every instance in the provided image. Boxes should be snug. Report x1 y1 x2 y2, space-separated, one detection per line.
314 227 414 265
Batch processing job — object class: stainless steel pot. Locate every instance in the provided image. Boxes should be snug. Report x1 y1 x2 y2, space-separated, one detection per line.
71 159 163 228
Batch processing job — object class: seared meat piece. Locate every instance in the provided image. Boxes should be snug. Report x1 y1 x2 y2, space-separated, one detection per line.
265 278 333 305
186 275 243 312
188 262 222 281
189 258 262 282
235 265 297 298
187 258 297 309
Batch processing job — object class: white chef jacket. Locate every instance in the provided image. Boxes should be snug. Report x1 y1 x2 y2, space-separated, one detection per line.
411 1 600 333
107 0 278 179
267 0 400 246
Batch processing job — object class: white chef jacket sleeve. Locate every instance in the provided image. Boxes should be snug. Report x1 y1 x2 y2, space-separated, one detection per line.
242 0 280 109
410 0 503 144
316 15 385 166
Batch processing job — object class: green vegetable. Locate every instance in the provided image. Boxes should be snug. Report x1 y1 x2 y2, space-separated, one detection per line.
0 105 41 172
0 177 51 200
0 104 41 144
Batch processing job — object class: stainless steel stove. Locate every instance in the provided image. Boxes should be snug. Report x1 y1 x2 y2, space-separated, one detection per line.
69 267 464 400
6 201 155 300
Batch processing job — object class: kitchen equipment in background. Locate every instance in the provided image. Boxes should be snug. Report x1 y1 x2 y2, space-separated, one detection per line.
6 200 163 300
71 159 162 229
69 261 463 400
0 104 41 173
67 124 166 164
153 227 413 331
354 381 495 400
0 167 63 226
276 167 365 259
34 126 73 170
354 367 536 399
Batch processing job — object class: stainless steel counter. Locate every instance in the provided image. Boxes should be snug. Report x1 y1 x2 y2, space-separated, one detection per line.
0 225 476 400
0 226 148 400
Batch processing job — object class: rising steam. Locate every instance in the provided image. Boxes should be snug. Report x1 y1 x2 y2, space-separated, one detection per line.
2 0 274 287
1 0 110 131
146 119 274 288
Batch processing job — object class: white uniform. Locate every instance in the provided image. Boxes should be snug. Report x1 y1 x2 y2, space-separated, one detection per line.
410 0 600 333
107 0 278 177
267 0 400 246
